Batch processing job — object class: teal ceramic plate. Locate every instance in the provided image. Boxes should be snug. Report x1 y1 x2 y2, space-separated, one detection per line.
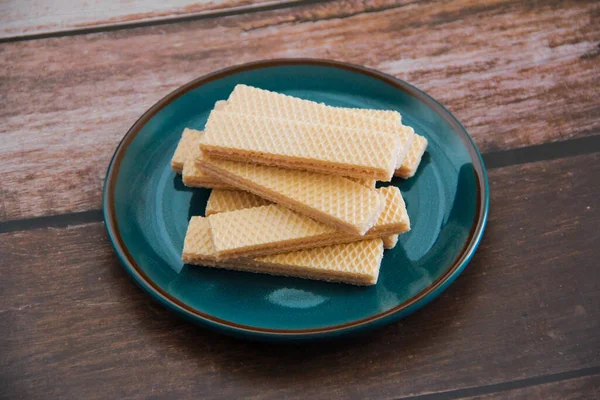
103 59 489 341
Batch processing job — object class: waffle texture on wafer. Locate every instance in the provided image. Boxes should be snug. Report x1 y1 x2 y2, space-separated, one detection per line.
353 177 376 188
176 129 234 189
182 159 234 189
208 205 336 259
182 216 218 265
171 127 233 188
182 217 384 285
205 189 399 248
173 86 428 286
396 134 428 178
199 157 385 235
201 110 402 181
369 186 410 235
205 189 273 216
226 84 402 126
173 128 376 189
171 128 202 173
223 85 413 168
207 186 409 259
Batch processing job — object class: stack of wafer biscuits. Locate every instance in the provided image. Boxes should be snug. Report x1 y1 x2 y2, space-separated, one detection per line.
171 85 428 285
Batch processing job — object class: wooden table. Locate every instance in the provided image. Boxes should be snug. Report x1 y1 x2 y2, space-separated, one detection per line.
1 1 599 398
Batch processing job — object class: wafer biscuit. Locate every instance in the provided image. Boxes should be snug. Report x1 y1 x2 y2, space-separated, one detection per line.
205 189 273 216
395 134 428 178
176 129 376 189
224 85 413 168
205 189 399 248
199 157 385 234
201 110 402 181
171 128 201 173
187 157 374 190
207 186 409 259
226 84 401 124
224 85 425 173
183 217 384 285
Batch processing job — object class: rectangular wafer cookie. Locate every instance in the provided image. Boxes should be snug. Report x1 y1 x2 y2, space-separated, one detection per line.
175 129 376 189
205 189 399 248
207 186 409 259
182 217 384 285
201 110 402 181
226 84 402 124
224 85 413 168
395 133 428 178
224 85 424 173
198 157 385 235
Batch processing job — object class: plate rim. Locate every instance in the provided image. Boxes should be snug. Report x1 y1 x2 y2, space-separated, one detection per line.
102 58 490 339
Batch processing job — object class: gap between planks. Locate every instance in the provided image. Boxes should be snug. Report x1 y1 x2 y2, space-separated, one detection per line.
0 0 332 44
394 367 600 400
0 134 599 235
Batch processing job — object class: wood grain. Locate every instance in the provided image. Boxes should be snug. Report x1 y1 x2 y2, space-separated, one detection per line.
462 374 599 400
1 0 598 222
1 153 599 399
0 0 286 39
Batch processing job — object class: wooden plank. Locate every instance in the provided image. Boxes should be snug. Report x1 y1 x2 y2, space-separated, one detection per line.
0 0 598 220
0 0 286 40
461 374 600 399
1 153 598 399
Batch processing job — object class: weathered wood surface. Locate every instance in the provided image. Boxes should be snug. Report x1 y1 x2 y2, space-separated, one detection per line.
1 153 599 399
462 374 599 399
1 0 599 222
0 0 282 39
1 1 599 397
